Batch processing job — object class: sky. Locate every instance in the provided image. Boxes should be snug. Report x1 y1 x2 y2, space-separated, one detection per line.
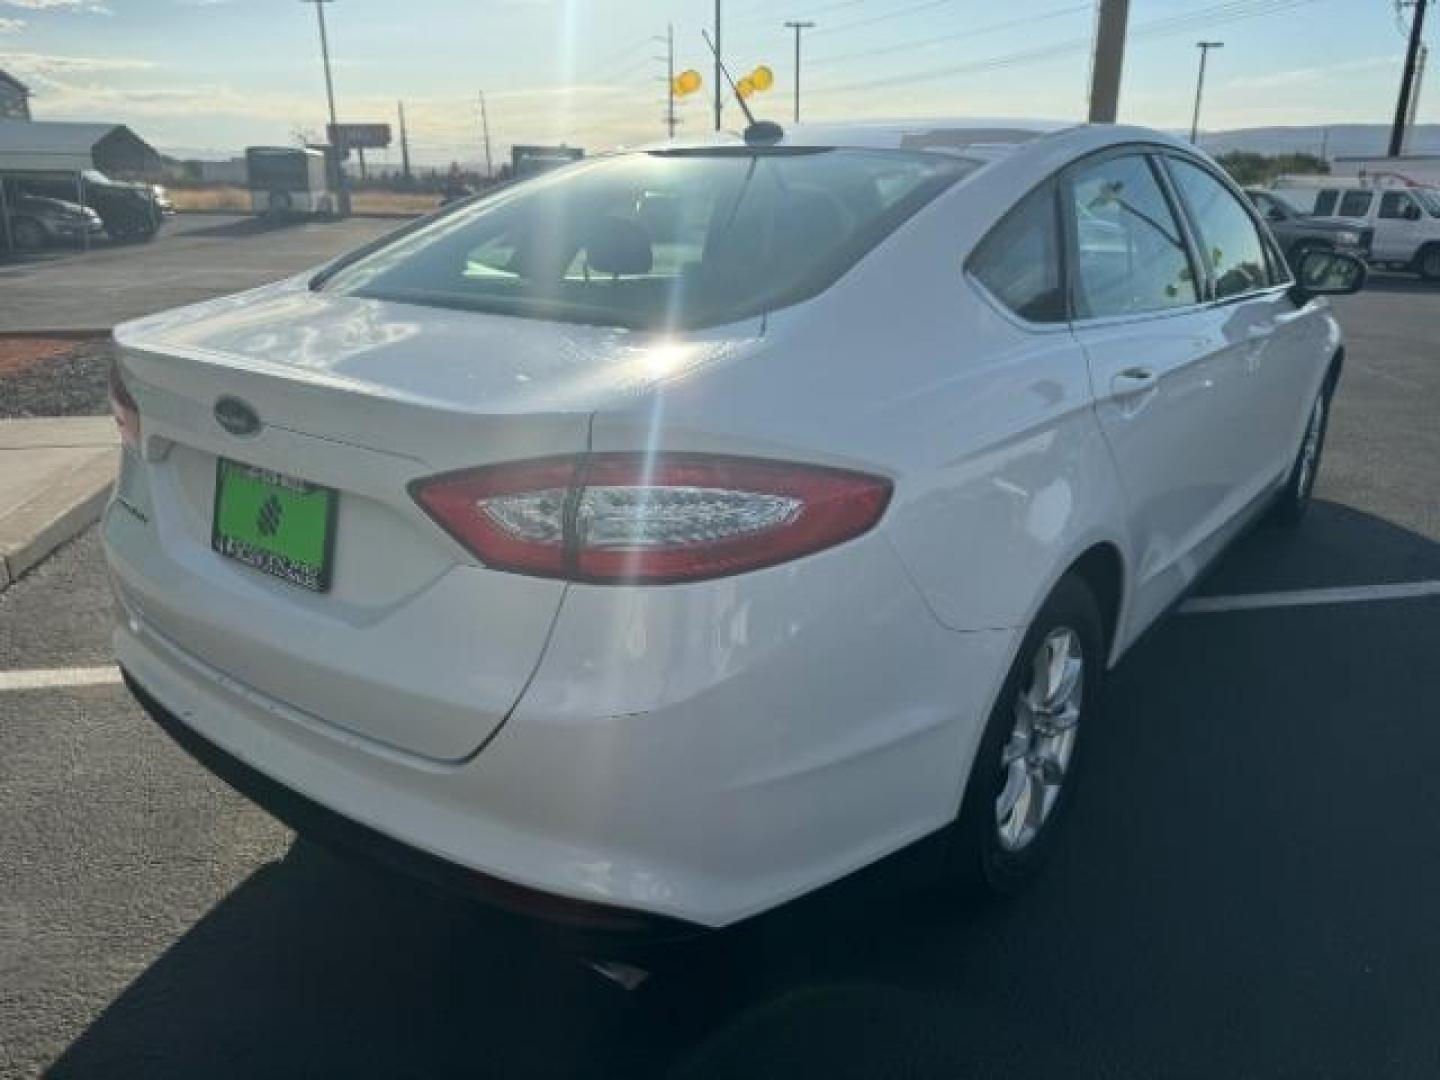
0 0 1431 167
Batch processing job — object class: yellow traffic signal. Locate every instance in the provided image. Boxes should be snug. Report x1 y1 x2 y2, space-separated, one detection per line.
751 65 774 92
736 76 756 99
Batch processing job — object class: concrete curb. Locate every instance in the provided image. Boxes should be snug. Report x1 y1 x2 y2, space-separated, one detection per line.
0 419 118 593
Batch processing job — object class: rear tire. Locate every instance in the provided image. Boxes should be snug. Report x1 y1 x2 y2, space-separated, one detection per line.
1416 245 1440 283
11 217 46 252
1270 378 1332 526
946 575 1104 897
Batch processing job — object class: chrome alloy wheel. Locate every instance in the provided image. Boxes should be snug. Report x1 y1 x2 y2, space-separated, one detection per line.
1296 393 1325 500
995 627 1084 853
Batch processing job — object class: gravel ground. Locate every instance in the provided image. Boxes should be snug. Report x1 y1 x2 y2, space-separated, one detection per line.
0 338 112 419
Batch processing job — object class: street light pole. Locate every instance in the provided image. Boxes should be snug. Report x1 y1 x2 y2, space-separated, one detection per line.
784 20 815 124
301 0 349 215
1190 40 1224 145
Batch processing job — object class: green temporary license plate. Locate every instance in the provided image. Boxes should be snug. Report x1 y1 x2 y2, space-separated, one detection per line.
211 459 337 592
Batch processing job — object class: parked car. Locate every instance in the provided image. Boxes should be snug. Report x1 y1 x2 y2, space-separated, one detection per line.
1287 180 1440 281
104 120 1364 950
150 184 177 216
1 192 104 251
18 169 163 242
1244 187 1371 269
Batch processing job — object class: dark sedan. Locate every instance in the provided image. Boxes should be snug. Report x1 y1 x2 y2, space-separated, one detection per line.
2 194 105 251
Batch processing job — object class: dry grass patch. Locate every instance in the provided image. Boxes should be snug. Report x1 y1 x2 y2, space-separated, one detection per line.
168 187 435 216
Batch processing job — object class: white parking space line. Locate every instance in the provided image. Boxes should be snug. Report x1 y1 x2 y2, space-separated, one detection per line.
0 666 122 692
1181 580 1440 615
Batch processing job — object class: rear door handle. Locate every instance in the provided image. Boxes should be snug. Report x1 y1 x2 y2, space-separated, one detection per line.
1110 367 1157 397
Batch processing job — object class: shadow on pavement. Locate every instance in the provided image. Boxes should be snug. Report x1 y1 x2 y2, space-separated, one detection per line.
1197 498 1440 595
179 217 310 240
48 505 1440 1079
1358 273 1440 295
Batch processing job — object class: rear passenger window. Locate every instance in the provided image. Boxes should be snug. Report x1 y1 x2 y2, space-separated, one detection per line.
969 181 1065 322
1379 192 1415 219
1338 191 1373 217
1313 190 1338 216
1167 157 1272 299
1068 154 1197 319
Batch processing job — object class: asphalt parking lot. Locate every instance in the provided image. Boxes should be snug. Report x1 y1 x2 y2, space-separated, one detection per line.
1 279 1438 1078
0 214 401 332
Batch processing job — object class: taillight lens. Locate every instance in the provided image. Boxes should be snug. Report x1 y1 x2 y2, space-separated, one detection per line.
412 454 892 584
108 363 140 449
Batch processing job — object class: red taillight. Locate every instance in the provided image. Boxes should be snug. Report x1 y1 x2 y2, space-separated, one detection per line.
412 454 892 584
108 363 140 449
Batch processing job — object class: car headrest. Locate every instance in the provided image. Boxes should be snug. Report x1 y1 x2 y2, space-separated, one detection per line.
584 215 653 276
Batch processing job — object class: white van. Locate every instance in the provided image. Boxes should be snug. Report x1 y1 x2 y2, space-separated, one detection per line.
245 147 335 218
1282 179 1440 281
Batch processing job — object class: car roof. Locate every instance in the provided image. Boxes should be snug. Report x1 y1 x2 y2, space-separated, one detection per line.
635 117 1071 158
628 118 1205 169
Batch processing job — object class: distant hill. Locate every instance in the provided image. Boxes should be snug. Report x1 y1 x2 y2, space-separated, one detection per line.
1199 124 1440 159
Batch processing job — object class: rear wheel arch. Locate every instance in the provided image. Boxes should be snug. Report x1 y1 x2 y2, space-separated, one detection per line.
1064 543 1125 661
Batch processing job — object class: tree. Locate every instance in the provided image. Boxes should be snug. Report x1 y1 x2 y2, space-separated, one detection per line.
1216 151 1329 186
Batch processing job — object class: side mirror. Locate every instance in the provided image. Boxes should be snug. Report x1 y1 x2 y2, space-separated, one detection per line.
1290 249 1366 303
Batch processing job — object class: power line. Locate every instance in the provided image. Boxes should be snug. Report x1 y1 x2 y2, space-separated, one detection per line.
811 0 967 36
808 4 1090 68
730 0 864 28
816 0 1320 96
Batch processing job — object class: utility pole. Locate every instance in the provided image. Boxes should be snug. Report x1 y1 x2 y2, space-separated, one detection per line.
1087 0 1129 123
784 20 816 124
1390 0 1429 156
300 0 349 215
1404 44 1429 153
397 100 411 181
666 23 678 139
477 90 494 180
714 0 723 131
1189 41 1224 144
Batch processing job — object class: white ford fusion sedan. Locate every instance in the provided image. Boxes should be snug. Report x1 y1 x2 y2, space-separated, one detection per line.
104 119 1364 943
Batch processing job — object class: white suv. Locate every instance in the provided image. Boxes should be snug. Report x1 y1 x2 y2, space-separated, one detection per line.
1299 183 1440 280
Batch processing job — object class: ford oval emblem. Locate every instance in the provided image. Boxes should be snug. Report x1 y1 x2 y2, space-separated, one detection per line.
214 396 262 437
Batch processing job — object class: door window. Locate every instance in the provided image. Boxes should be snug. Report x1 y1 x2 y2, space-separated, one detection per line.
1337 191 1374 217
1313 190 1339 216
1167 157 1273 300
1067 154 1198 319
1379 192 1417 219
969 181 1065 322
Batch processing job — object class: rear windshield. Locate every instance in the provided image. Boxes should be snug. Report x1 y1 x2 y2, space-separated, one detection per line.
321 148 975 330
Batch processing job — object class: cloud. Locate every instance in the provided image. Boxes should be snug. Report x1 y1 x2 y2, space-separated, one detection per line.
1223 55 1398 93
0 15 24 30
0 50 155 74
0 0 110 11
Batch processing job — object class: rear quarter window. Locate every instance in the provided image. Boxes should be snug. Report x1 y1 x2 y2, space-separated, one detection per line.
968 181 1066 323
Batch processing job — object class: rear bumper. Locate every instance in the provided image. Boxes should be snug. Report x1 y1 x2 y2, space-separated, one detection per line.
123 668 705 948
108 490 1017 930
